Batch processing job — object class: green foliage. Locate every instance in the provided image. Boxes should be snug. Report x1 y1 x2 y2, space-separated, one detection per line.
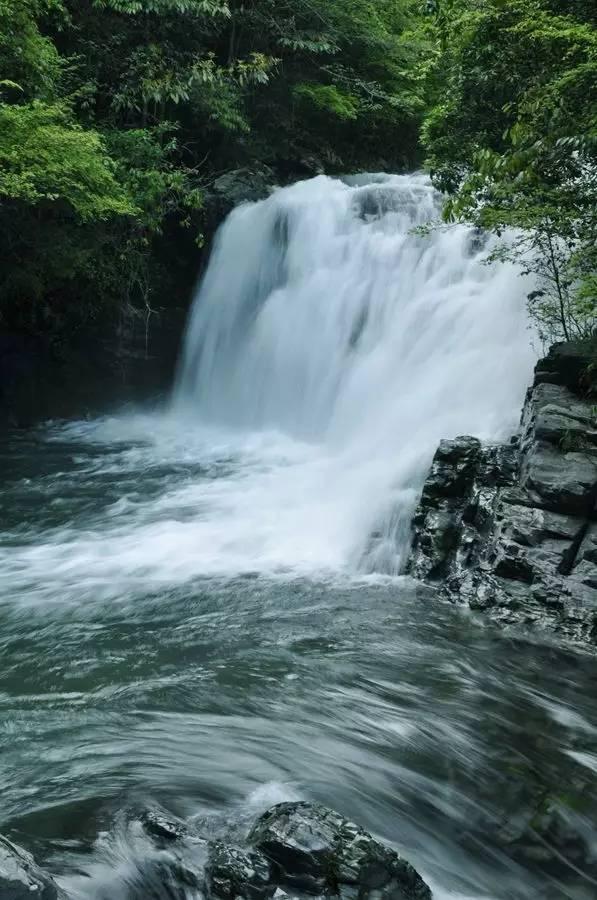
0 0 63 99
0 101 135 218
293 83 359 120
420 0 597 343
106 125 204 233
94 0 230 16
0 0 425 350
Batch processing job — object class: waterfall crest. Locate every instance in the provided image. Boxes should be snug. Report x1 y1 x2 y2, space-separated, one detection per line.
175 172 536 572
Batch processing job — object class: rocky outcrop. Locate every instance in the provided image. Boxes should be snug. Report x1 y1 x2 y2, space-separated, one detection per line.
205 842 272 900
140 803 430 899
0 834 61 899
407 341 597 646
0 803 431 900
0 306 187 426
207 167 277 222
140 804 430 900
243 802 430 900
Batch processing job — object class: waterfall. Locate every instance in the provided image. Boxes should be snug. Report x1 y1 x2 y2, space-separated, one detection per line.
174 172 536 574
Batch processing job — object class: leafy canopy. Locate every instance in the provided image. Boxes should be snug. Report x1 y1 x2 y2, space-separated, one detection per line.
420 0 597 343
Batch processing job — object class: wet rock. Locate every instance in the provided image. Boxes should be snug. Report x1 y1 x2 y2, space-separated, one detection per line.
407 340 597 647
248 802 431 900
519 383 597 517
0 834 60 900
205 842 273 900
572 523 597 591
409 438 518 583
210 167 276 215
420 435 482 501
138 808 207 898
533 340 597 394
135 803 432 900
141 809 193 843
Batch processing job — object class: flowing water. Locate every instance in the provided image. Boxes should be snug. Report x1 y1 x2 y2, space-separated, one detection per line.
1 174 596 899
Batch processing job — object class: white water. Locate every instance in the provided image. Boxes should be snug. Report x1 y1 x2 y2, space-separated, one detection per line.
4 174 596 900
0 173 536 606
174 172 536 574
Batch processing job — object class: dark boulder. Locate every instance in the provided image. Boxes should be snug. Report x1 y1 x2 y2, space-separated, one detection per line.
205 842 273 900
135 803 433 900
209 167 276 217
141 809 194 844
407 341 597 647
420 435 482 502
533 340 597 395
247 802 431 900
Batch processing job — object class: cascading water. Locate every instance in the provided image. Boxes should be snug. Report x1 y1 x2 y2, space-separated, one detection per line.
4 173 597 900
174 172 536 573
0 173 536 599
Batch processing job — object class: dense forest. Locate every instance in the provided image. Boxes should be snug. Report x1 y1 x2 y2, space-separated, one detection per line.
0 0 595 362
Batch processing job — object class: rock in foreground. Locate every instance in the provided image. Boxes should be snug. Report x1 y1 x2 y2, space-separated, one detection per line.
0 803 431 900
0 834 60 900
207 802 431 900
205 842 272 900
407 341 597 645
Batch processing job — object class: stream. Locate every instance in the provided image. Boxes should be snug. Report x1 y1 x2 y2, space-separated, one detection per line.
1 174 596 899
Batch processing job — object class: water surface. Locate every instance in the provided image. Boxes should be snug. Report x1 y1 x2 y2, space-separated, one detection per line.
2 174 594 899
1 418 596 900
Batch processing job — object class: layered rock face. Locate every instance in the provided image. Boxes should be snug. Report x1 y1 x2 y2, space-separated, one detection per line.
407 342 597 646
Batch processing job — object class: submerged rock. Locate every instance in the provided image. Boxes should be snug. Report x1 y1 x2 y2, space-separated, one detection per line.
141 809 194 844
0 834 60 899
497 798 596 878
137 808 207 898
407 340 597 646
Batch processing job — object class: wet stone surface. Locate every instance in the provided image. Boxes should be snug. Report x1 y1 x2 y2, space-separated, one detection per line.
0 833 61 900
408 341 597 647
0 805 432 900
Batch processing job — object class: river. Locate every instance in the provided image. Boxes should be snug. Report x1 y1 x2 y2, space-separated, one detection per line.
1 174 596 900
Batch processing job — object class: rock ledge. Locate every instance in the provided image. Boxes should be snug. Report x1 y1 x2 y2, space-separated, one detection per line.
407 341 597 646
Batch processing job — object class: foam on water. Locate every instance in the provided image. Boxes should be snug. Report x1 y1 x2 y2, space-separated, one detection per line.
0 173 536 605
3 175 595 900
174 171 535 573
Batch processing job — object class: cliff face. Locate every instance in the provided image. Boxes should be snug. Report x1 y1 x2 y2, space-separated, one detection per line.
407 342 597 647
0 307 187 426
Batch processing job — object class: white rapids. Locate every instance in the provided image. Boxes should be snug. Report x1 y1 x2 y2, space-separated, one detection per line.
173 172 536 575
0 172 537 605
1 173 582 900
